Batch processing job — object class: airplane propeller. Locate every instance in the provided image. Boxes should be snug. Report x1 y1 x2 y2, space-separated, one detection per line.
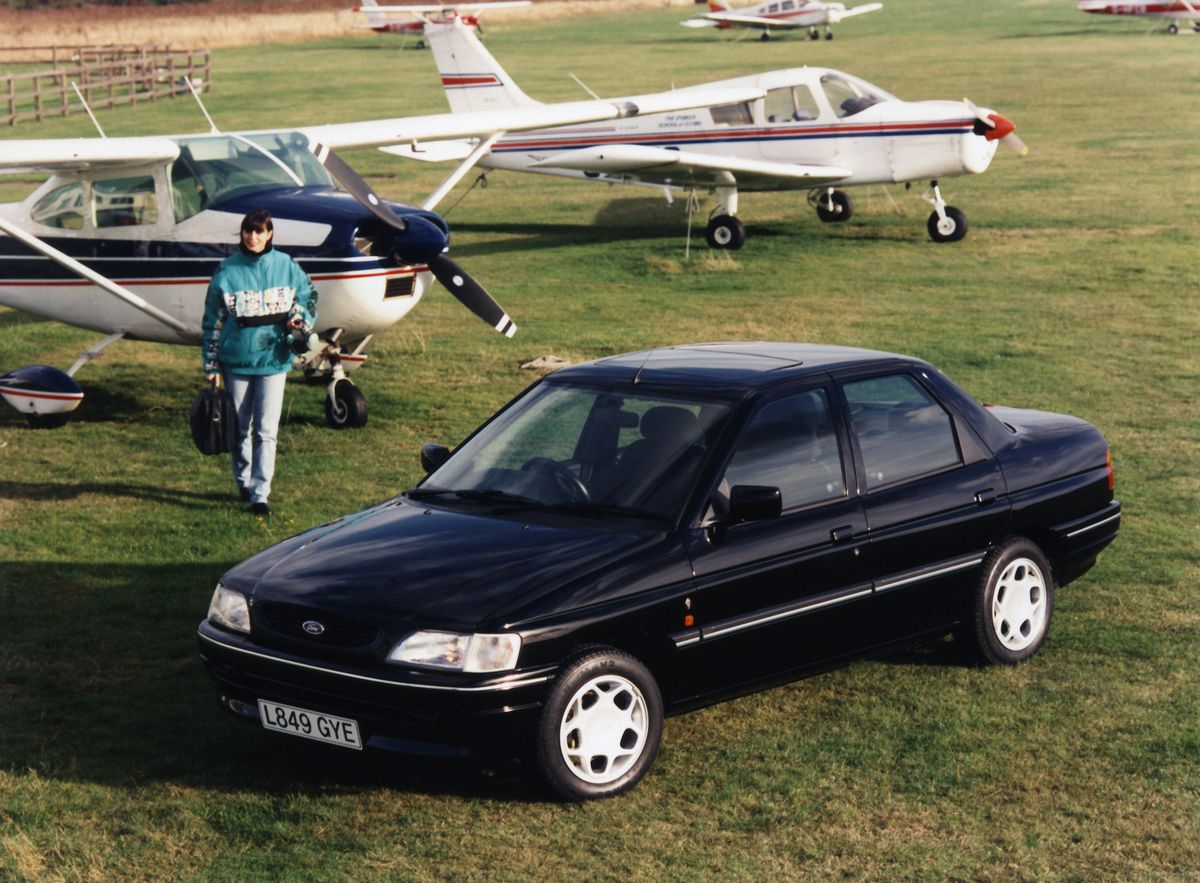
965 99 1029 157
312 143 517 337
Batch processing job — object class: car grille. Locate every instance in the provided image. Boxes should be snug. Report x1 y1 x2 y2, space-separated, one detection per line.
254 603 380 649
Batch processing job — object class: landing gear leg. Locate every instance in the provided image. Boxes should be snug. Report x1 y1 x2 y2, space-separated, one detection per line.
319 328 368 429
705 186 745 250
923 180 968 243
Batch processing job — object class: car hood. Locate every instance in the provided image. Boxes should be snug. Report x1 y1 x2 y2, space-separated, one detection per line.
220 497 652 631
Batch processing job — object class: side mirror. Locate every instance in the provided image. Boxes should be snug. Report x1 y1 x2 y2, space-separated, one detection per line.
729 485 782 522
420 443 450 474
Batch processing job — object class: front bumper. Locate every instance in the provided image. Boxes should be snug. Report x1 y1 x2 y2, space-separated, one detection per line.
197 621 557 755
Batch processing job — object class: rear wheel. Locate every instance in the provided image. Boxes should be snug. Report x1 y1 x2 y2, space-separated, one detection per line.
325 379 368 429
705 214 746 250
536 648 663 801
816 190 853 223
971 537 1054 664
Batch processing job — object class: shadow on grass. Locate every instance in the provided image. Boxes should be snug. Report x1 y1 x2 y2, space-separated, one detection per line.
0 479 230 507
1 560 545 803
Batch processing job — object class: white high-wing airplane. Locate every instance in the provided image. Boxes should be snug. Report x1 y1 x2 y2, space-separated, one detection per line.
681 0 883 41
388 17 1026 250
1077 0 1200 33
0 63 761 428
350 0 530 48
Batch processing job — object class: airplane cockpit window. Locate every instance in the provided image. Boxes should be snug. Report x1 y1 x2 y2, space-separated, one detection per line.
92 174 159 228
764 86 822 123
169 157 207 222
711 102 753 126
820 73 886 118
767 3 779 11
31 182 85 229
173 133 336 206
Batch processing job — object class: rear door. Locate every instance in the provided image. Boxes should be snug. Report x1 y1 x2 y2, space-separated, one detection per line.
836 369 1010 638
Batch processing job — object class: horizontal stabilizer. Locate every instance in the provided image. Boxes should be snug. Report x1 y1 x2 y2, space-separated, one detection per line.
680 18 721 27
380 139 478 162
836 2 884 20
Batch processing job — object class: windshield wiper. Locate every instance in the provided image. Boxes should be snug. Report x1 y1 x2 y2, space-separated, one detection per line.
538 501 671 523
406 486 542 507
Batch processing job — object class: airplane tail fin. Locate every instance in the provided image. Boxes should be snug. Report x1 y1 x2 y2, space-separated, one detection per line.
424 16 538 114
359 0 387 30
707 0 733 11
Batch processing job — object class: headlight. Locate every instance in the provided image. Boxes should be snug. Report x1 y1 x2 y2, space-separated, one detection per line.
388 630 521 673
208 584 250 634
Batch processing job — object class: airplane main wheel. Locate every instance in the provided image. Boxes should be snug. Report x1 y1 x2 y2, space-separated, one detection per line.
1167 22 1178 34
816 190 853 223
325 379 368 429
760 32 771 41
705 215 746 250
927 206 968 243
825 31 833 40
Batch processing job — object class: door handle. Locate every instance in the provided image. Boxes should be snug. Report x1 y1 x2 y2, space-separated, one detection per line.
974 488 996 505
830 524 855 543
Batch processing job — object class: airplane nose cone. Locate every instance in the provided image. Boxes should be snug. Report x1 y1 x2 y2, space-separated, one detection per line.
389 213 451 265
983 113 1016 142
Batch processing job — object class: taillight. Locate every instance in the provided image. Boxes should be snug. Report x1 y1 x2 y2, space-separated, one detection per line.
1106 448 1114 491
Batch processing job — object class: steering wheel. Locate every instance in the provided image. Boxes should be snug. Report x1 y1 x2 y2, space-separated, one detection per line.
520 457 590 503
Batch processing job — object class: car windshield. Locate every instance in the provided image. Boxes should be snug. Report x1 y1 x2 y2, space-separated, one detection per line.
416 382 732 521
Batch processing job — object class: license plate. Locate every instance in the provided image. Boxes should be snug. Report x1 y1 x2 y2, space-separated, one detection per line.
257 700 362 750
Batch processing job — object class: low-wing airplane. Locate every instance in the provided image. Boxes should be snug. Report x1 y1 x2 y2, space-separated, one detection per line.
1077 0 1200 33
349 0 530 48
681 0 883 41
386 17 1026 251
0 66 761 428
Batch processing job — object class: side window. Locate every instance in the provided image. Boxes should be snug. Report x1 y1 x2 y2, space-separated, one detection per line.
31 182 85 229
842 374 962 490
764 88 794 124
724 389 845 510
710 102 753 126
93 174 159 227
793 85 820 121
820 73 884 119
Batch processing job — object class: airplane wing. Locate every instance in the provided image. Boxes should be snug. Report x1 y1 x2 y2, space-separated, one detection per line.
529 144 851 191
295 85 765 151
694 12 813 28
380 139 478 162
0 137 179 175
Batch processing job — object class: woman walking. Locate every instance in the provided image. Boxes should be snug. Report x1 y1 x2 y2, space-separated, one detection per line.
201 209 318 517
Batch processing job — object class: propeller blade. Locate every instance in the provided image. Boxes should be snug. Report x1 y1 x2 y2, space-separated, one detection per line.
311 142 411 232
1001 132 1029 157
310 141 516 335
428 254 517 338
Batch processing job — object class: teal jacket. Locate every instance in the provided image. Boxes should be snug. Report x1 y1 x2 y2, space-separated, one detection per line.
201 246 318 376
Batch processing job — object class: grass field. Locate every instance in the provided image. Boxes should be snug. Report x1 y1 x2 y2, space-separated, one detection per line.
2 1 1198 879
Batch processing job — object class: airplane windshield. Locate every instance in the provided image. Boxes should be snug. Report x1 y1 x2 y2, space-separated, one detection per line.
169 132 335 213
820 73 890 119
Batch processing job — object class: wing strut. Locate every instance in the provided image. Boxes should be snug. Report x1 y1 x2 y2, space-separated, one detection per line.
420 132 504 211
0 216 199 337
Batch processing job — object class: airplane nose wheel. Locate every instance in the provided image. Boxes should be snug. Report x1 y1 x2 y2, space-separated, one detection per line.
923 182 968 243
326 378 368 429
705 214 746 250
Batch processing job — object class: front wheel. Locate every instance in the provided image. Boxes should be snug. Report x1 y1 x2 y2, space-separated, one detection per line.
536 648 663 801
927 205 968 243
971 537 1054 665
325 379 368 429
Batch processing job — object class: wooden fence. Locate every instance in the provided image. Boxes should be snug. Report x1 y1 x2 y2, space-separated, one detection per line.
1 45 210 126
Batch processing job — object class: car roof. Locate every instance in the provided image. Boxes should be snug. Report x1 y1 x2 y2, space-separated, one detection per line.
549 342 916 393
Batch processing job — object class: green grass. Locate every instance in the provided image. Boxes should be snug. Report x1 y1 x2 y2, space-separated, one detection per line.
2 1 1198 878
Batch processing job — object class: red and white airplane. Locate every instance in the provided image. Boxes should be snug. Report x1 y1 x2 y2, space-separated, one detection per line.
388 17 1025 250
681 0 883 41
0 59 759 427
1077 0 1200 33
350 0 529 48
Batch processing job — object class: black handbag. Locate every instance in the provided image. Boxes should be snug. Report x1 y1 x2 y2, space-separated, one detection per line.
189 378 237 455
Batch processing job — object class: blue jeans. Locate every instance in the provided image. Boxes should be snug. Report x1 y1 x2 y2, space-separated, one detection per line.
223 371 288 504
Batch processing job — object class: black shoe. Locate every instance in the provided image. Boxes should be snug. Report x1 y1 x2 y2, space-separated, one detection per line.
250 502 271 517
239 487 251 502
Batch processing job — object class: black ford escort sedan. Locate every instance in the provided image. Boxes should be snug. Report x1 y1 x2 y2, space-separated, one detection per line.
199 343 1121 799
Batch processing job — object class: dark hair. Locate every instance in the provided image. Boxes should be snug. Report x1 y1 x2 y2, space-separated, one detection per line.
240 209 273 234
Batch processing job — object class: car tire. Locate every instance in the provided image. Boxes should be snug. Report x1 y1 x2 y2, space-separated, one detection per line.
536 648 663 801
971 537 1054 665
